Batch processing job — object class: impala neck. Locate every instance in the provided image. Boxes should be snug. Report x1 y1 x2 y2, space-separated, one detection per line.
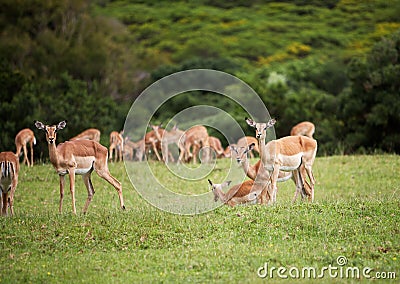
241 158 256 180
48 142 60 165
257 137 267 162
215 188 227 203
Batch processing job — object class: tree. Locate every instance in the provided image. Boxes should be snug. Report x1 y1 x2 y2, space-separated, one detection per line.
340 30 400 153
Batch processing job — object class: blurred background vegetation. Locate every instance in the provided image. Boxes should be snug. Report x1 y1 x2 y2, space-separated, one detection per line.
1 0 399 157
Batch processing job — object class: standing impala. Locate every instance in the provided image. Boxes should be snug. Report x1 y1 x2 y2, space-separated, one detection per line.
152 125 185 164
35 120 125 214
15 128 36 167
246 118 317 203
0 152 19 216
109 131 124 162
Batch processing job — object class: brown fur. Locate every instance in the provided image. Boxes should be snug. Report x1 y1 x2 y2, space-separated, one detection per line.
15 128 36 167
70 128 101 142
290 121 315 138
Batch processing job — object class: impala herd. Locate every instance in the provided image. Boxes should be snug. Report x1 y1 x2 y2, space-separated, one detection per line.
0 118 317 215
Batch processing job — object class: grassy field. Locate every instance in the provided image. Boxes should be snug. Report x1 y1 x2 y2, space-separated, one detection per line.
0 155 399 283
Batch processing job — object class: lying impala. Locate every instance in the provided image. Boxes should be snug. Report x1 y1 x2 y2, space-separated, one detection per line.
230 143 312 202
246 118 317 203
15 128 36 167
35 120 125 214
290 121 315 138
0 152 19 216
208 179 268 207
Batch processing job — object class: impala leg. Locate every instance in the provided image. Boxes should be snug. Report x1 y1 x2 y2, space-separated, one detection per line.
192 144 199 164
270 167 280 203
303 162 315 202
23 144 29 166
151 142 162 161
95 168 125 210
2 192 7 216
82 171 95 214
59 175 65 213
9 177 18 216
291 169 299 203
30 140 34 167
8 192 14 216
109 144 114 162
68 169 77 214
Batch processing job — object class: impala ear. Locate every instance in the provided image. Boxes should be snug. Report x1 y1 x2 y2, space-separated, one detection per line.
245 117 256 128
34 120 46 130
267 118 276 128
207 179 213 186
248 143 255 151
222 180 231 188
57 120 67 130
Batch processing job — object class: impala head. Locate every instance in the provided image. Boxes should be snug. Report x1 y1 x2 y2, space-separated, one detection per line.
208 179 231 202
34 120 66 144
245 118 276 140
230 143 256 164
149 123 163 140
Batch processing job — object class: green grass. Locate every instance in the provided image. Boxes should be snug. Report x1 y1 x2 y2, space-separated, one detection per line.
1 156 399 283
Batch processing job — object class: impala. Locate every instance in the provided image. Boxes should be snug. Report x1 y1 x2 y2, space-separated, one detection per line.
0 152 19 216
15 128 36 167
246 118 317 203
124 137 145 161
152 125 184 164
208 179 268 207
145 125 163 161
290 121 315 138
183 125 210 164
208 136 225 158
109 131 124 162
35 120 125 214
230 143 312 202
70 128 101 142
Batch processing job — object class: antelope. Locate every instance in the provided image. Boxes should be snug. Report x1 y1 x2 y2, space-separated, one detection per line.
70 128 101 142
236 136 259 158
145 125 163 161
15 128 36 167
152 125 184 164
230 143 312 203
208 179 268 207
183 125 210 164
124 137 145 161
0 152 19 216
223 144 235 158
109 131 124 162
290 121 315 138
246 118 317 203
34 120 125 214
208 136 225 158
